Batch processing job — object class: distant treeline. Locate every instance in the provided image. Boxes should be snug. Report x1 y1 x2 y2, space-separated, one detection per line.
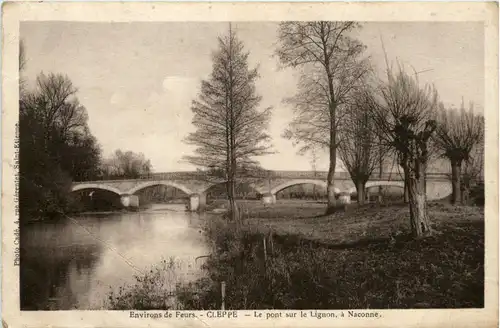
204 183 406 202
136 185 189 205
206 183 259 201
275 184 406 202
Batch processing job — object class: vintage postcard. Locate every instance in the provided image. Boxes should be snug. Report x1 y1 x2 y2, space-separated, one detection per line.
2 2 498 328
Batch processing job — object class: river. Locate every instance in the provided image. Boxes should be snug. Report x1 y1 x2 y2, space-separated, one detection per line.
20 204 214 310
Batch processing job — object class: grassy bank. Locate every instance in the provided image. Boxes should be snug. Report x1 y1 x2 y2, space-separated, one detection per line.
108 201 484 309
240 200 483 245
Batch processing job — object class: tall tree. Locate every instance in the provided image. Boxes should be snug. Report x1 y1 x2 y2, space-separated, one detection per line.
433 101 484 204
309 148 319 199
183 25 272 221
338 87 383 205
20 71 101 219
276 22 368 214
370 65 439 237
21 73 85 146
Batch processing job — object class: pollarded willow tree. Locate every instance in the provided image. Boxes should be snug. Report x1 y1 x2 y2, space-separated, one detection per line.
276 21 369 214
338 86 385 205
433 101 484 204
183 25 272 221
370 65 439 238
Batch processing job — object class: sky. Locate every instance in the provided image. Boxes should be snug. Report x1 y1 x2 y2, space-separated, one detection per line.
20 21 484 172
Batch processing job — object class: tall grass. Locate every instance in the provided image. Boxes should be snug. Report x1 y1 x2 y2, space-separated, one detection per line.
107 257 201 310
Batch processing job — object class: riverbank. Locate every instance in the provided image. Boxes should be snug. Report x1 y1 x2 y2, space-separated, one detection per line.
108 201 484 309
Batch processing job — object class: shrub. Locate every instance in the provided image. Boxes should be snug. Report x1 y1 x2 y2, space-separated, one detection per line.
107 258 192 310
469 182 484 206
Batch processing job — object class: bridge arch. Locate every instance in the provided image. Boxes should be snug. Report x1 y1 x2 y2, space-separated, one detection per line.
72 184 123 196
270 179 339 195
201 181 261 197
127 181 193 196
347 181 404 194
426 180 452 200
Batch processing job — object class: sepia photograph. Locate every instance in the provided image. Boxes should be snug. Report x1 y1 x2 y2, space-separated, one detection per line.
2 2 498 327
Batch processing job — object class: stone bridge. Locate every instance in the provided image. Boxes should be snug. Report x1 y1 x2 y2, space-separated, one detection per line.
72 171 452 211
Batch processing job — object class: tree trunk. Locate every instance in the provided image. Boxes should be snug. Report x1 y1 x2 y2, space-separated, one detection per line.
461 186 469 205
227 24 239 224
356 180 365 206
326 164 337 214
450 159 462 205
405 163 432 238
424 171 427 197
227 149 240 222
378 146 383 204
403 180 409 203
228 180 239 222
325 58 337 215
326 121 337 214
226 151 239 221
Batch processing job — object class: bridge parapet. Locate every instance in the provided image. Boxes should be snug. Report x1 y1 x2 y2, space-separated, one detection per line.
132 171 449 181
76 171 450 184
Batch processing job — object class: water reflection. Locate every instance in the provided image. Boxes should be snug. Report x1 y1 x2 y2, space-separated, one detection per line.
20 205 210 310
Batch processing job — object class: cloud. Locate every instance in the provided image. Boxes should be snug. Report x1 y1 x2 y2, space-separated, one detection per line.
110 92 124 105
159 76 199 111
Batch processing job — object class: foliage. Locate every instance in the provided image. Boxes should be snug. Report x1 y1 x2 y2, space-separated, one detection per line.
19 71 102 221
468 182 484 206
183 26 272 172
371 67 438 160
338 85 385 204
183 25 272 220
100 149 152 179
107 258 192 310
369 63 439 237
434 101 484 204
276 21 369 213
434 102 484 162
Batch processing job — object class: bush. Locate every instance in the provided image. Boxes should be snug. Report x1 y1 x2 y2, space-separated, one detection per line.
469 183 484 206
107 258 193 310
